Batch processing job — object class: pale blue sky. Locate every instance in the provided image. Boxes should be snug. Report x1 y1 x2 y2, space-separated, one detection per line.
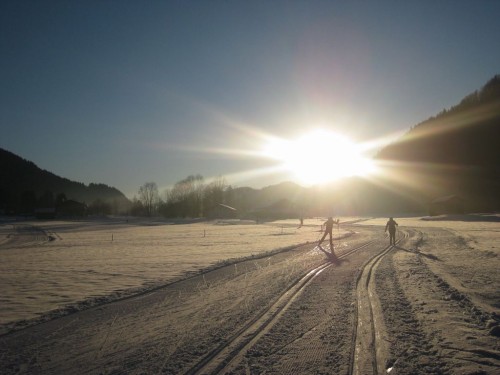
1 1 499 197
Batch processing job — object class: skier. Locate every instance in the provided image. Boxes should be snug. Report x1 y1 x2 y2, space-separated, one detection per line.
318 217 339 254
298 217 304 228
385 217 399 246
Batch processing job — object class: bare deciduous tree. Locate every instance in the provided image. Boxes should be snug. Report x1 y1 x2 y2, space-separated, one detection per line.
138 182 159 216
203 176 227 215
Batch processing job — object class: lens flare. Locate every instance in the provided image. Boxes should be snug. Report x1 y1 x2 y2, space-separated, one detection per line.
262 129 376 185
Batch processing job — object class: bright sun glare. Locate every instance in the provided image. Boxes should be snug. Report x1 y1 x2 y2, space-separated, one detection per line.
263 130 375 185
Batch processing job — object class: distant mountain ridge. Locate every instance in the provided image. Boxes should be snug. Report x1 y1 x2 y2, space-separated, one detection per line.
377 75 500 166
0 147 130 214
232 76 500 216
2 76 498 217
228 181 311 219
230 76 500 216
375 75 500 212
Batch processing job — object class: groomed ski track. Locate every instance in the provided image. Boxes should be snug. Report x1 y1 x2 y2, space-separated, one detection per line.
185 232 408 375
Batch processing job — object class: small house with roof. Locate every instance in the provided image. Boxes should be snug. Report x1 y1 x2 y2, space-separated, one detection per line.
206 203 237 219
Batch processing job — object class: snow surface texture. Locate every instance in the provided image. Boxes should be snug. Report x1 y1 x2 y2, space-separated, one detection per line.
0 215 498 374
0 217 347 333
360 215 500 313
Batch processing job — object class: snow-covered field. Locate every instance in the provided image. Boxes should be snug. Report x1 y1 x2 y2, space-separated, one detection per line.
0 217 348 332
359 214 500 312
1 214 498 336
1 214 499 373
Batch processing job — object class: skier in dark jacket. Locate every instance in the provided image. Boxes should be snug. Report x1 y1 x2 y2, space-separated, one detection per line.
385 217 398 245
318 217 339 253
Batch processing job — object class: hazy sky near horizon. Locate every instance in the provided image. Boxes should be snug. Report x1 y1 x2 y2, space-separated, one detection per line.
2 1 499 198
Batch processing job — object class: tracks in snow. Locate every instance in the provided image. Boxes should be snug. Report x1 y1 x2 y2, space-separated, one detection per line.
349 230 410 375
0 224 53 249
185 237 386 375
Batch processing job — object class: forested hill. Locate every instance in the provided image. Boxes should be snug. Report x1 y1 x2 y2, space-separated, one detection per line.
377 75 500 166
0 147 130 214
375 75 500 212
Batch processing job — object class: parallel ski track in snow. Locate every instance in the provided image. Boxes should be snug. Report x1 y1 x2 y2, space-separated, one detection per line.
0 224 51 249
184 238 379 375
349 229 410 375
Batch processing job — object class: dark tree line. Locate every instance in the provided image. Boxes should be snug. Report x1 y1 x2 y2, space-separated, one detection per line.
1 187 125 217
134 175 231 218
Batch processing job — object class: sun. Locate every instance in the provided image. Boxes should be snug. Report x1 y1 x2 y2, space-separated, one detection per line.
262 129 375 185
